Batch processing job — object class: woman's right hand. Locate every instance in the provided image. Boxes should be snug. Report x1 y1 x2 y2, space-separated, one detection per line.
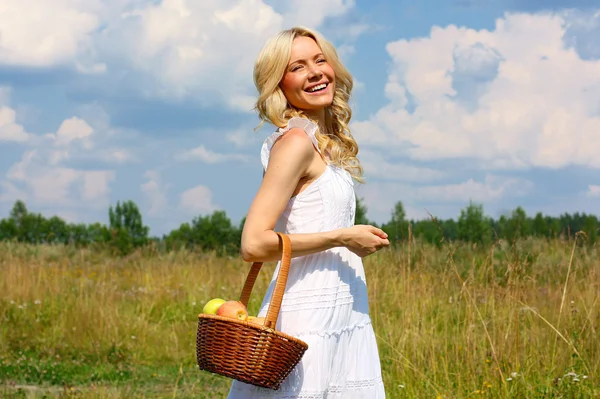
341 225 390 257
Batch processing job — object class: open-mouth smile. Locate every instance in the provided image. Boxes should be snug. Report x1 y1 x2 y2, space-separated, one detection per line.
304 82 329 93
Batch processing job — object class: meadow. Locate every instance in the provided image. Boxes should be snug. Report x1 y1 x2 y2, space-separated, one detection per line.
1 235 598 398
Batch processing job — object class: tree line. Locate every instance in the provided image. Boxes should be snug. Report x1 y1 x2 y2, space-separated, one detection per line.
0 199 598 256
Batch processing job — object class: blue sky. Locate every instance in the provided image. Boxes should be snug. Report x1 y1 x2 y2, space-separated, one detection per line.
1 0 599 237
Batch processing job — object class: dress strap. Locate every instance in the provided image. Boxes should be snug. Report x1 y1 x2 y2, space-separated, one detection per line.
260 117 322 170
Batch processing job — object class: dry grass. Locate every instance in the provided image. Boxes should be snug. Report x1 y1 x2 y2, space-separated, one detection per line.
1 236 599 398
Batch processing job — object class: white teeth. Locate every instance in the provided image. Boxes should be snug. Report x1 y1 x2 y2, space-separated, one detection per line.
308 83 327 92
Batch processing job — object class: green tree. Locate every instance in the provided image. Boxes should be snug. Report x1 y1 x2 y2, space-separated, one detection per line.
504 206 530 242
108 200 149 254
457 201 491 245
9 200 28 241
165 210 240 256
412 218 444 246
545 216 560 238
532 212 547 237
6 200 50 243
45 216 69 244
382 201 408 244
355 197 374 226
582 214 598 246
0 218 17 240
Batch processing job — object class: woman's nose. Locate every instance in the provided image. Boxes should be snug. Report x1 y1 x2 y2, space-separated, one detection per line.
307 64 322 79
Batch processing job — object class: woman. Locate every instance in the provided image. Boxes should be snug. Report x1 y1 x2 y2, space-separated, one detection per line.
227 26 389 398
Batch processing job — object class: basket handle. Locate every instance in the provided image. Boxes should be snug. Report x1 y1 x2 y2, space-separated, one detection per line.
238 232 291 329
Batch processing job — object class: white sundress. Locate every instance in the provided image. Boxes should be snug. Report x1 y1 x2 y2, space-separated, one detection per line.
226 117 386 399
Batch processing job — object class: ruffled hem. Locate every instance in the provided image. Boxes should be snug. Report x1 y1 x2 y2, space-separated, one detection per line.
261 117 321 170
226 320 385 399
228 377 385 399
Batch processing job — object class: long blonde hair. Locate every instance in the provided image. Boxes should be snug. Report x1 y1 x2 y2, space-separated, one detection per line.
253 26 364 183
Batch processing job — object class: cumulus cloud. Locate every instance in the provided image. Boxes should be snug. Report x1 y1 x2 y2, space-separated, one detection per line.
359 149 446 182
179 185 218 214
141 170 168 216
356 174 533 222
587 184 600 197
1 103 123 210
178 145 251 164
51 117 94 147
352 12 600 170
281 0 355 28
0 106 29 142
6 149 114 207
1 0 359 111
0 0 102 67
0 181 27 204
81 170 115 202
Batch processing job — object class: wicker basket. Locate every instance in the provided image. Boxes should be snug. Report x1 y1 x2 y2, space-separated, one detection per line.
196 232 308 390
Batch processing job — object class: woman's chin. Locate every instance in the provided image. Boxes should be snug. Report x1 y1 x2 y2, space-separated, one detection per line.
302 97 334 111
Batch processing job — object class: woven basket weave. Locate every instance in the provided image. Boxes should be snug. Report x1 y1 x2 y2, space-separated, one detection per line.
196 232 308 390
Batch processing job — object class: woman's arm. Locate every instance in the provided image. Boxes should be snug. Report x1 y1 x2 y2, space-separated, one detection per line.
240 128 388 263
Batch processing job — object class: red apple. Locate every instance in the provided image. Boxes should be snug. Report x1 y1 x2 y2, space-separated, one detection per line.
216 300 248 321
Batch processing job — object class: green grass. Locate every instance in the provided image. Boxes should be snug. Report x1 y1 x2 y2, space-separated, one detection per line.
1 237 599 398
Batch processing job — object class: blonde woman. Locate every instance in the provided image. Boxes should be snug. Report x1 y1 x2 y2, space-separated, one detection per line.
227 26 389 398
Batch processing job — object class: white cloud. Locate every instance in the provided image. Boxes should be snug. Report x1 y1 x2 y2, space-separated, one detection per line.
587 184 600 197
179 145 251 164
81 171 115 203
359 149 446 182
282 0 355 28
0 0 102 67
179 185 218 214
353 12 600 170
103 149 133 164
411 175 533 203
356 174 533 224
1 0 357 110
98 0 286 109
0 181 27 204
225 125 264 148
0 106 29 142
7 150 79 204
141 170 168 216
52 117 94 147
1 105 121 209
6 149 114 207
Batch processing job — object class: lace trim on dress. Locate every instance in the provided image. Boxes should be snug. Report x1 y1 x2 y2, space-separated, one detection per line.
292 320 373 338
271 280 366 312
229 377 384 398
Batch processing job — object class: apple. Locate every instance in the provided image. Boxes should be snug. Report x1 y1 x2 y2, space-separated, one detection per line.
202 298 226 315
216 300 248 321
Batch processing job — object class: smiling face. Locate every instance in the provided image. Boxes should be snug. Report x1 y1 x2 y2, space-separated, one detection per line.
280 36 336 118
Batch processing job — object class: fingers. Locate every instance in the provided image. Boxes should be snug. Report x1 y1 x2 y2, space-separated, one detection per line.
365 225 388 239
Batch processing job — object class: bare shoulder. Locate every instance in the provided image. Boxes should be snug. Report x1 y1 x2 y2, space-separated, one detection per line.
269 127 315 165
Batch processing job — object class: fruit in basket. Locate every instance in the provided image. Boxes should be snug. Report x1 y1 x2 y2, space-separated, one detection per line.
216 300 248 321
202 298 226 315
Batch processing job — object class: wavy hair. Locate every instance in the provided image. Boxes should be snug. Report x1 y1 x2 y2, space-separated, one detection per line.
253 26 364 183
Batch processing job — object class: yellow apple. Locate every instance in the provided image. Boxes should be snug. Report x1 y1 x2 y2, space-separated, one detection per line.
202 298 226 315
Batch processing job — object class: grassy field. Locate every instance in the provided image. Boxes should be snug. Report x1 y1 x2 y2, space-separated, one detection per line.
1 236 599 398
